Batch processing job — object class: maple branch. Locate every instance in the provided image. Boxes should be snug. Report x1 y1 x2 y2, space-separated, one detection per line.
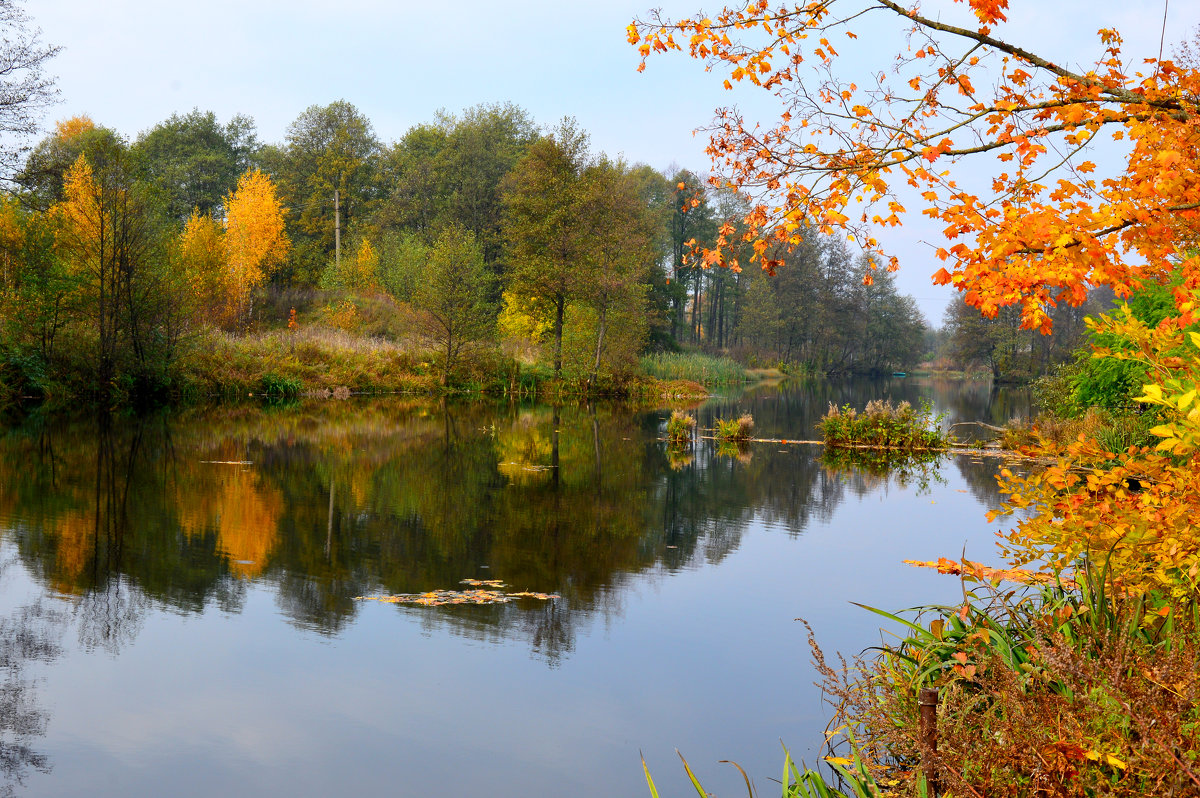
874 0 1190 114
1010 201 1200 254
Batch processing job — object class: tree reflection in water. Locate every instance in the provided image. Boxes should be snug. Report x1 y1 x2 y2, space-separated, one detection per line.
0 388 1012 668
0 562 65 797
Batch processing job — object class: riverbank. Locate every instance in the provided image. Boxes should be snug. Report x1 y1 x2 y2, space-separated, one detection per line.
0 324 727 410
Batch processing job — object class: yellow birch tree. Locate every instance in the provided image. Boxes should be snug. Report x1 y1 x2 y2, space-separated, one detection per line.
224 168 289 328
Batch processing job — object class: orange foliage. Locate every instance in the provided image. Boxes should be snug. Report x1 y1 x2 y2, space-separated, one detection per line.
631 2 1200 331
55 114 96 141
176 466 282 579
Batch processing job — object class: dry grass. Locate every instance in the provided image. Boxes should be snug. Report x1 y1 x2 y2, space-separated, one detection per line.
180 325 437 396
812 581 1200 797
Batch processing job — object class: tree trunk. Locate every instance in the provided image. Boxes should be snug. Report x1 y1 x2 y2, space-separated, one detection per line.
553 294 565 377
591 305 608 386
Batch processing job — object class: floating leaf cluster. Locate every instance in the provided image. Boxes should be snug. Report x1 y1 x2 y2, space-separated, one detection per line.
355 579 559 607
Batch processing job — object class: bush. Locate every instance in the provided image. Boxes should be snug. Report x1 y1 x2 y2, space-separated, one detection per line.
813 566 1200 798
819 399 949 450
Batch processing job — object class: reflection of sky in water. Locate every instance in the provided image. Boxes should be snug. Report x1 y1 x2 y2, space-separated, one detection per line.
0 381 1017 798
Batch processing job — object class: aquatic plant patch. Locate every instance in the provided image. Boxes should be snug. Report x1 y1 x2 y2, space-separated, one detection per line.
355 579 559 606
819 399 950 451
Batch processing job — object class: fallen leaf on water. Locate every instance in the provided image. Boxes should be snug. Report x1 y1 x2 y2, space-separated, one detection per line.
355 580 559 607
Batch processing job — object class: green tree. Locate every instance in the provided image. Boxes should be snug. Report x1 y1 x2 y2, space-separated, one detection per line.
624 164 675 350
944 295 1027 380
413 225 495 385
574 157 656 383
376 103 536 284
501 119 591 377
133 109 258 222
271 100 381 284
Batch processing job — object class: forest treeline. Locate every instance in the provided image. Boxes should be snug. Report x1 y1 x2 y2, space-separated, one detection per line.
0 101 938 404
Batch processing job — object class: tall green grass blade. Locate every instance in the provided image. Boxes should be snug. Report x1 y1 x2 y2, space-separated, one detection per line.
678 751 709 796
641 753 661 798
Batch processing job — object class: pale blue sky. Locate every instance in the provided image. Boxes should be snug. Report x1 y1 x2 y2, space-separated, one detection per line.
26 0 1196 324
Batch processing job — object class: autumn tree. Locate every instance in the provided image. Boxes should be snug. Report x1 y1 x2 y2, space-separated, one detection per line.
223 168 289 328
631 2 1200 328
413 224 495 385
53 152 184 392
501 120 591 377
177 209 229 325
631 0 1200 669
0 196 75 372
17 116 125 208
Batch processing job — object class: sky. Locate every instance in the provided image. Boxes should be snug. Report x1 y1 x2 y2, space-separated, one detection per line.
23 0 1197 326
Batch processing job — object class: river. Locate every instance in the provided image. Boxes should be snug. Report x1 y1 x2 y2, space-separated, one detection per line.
0 377 1029 797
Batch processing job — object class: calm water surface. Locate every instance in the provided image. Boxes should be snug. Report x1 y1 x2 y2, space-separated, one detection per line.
0 378 1029 797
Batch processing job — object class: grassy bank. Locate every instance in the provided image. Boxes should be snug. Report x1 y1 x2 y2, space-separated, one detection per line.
0 322 716 411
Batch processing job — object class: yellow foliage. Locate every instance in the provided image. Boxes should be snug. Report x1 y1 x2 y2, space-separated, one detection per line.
498 290 552 342
0 197 24 290
54 114 96 141
176 466 282 579
338 238 380 291
994 290 1200 596
55 155 102 268
178 210 231 326
322 299 360 332
224 168 289 325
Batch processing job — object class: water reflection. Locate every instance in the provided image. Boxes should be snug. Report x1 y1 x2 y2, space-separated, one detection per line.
0 566 64 798
0 382 1015 663
0 380 1024 798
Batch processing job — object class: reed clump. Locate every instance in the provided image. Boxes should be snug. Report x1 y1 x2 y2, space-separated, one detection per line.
666 410 697 443
715 413 755 441
639 351 750 386
819 399 949 451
